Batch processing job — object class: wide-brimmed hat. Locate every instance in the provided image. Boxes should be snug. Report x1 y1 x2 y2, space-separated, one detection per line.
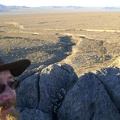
0 56 31 77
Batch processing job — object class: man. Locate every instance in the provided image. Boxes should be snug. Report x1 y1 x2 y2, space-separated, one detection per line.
0 56 31 120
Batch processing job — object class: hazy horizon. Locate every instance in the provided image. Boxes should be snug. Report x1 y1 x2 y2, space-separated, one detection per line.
0 0 120 7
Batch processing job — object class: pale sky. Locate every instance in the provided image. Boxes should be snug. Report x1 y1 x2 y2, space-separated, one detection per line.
0 0 120 7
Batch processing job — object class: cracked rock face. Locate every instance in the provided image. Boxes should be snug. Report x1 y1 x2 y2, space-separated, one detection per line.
16 63 78 120
16 63 120 120
58 67 120 120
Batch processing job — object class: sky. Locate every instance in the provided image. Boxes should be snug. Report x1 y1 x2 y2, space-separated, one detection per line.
0 0 120 7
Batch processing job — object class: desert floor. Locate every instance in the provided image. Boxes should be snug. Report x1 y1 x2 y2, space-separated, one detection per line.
0 11 120 77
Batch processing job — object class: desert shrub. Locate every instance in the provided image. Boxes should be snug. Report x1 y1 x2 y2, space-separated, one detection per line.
96 40 104 46
99 54 111 63
100 47 107 54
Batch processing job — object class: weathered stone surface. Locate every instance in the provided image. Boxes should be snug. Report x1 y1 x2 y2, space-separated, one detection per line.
20 108 52 120
16 64 120 120
58 72 120 120
38 63 78 113
16 72 40 109
16 63 78 119
95 67 120 112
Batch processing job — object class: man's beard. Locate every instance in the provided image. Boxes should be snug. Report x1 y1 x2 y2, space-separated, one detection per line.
0 99 20 120
5 108 20 120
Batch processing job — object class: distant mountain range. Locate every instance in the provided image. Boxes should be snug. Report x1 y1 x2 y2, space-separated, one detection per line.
0 4 120 12
104 7 120 10
0 4 29 12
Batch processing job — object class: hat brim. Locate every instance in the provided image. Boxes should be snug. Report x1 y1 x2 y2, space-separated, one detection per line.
0 59 31 77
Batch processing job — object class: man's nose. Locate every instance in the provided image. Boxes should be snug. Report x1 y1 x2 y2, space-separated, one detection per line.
1 86 16 101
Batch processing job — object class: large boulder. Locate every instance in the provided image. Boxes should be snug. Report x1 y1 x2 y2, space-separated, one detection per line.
38 63 78 114
16 63 78 120
58 67 120 120
95 67 120 112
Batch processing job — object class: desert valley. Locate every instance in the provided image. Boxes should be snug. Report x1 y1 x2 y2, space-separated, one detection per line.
0 8 120 77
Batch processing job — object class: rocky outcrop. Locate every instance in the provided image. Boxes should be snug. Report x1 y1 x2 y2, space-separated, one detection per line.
16 64 120 120
58 68 120 120
16 63 78 120
95 67 120 112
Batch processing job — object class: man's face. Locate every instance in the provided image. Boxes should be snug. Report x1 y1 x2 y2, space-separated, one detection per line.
0 70 16 119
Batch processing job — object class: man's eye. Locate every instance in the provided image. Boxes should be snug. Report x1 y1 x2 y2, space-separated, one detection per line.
7 80 19 89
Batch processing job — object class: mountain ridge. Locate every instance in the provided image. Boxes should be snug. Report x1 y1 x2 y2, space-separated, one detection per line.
0 4 29 12
0 4 120 12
